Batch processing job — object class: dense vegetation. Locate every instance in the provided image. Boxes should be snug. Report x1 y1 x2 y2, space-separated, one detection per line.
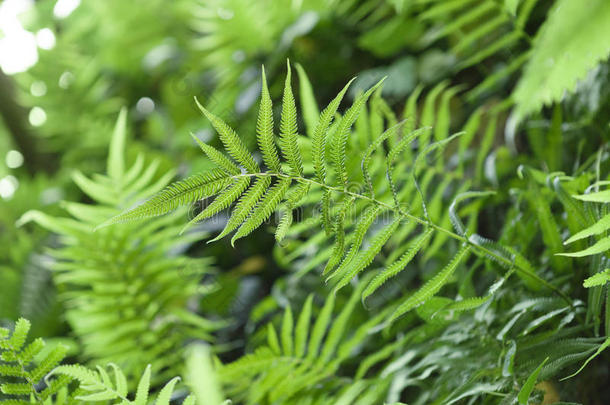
1 0 610 404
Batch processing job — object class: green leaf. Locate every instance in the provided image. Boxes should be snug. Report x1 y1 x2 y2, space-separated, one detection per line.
181 177 250 234
134 365 151 405
513 0 610 117
295 63 319 137
231 178 291 245
108 107 128 181
311 78 355 184
155 377 180 405
388 246 470 324
333 216 402 293
583 269 610 288
99 170 231 227
191 134 241 175
565 212 610 245
332 78 386 187
362 228 433 303
518 357 549 404
557 236 610 257
257 66 281 173
279 61 303 177
186 345 225 405
281 306 294 356
211 176 271 242
572 189 610 203
294 295 313 358
195 98 259 173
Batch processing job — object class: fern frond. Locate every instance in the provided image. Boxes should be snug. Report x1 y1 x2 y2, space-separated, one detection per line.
558 238 610 258
195 98 259 173
362 227 434 303
279 61 303 177
181 177 251 234
333 216 402 293
211 176 272 242
513 0 610 116
388 245 471 324
294 295 313 358
311 78 355 185
191 133 241 175
361 123 399 198
275 182 310 243
323 195 356 275
560 336 610 381
295 63 319 137
583 269 610 288
565 213 610 244
1 318 70 403
231 178 291 245
332 78 385 187
257 66 281 173
100 169 230 226
325 205 382 280
51 363 184 405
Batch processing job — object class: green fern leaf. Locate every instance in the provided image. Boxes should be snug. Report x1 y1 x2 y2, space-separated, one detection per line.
294 295 313 358
311 78 355 185
323 196 356 275
295 64 319 137
583 269 610 288
231 178 291 245
518 357 549 404
181 177 251 234
306 293 335 363
333 216 402 293
560 337 610 381
279 61 303 177
565 213 610 244
108 107 128 181
195 98 259 173
361 123 399 198
257 66 281 173
326 205 382 280
100 170 231 227
513 0 610 117
573 189 610 203
134 365 152 405
281 306 294 356
318 280 362 364
557 237 610 258
362 227 434 303
191 134 241 175
388 245 471 324
266 324 281 356
332 78 385 187
155 377 180 405
211 176 272 242
275 182 310 243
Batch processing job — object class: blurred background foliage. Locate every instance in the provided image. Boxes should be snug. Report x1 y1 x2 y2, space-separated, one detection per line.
1 0 610 403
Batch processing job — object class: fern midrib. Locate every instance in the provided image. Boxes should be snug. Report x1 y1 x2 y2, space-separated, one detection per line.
227 171 571 304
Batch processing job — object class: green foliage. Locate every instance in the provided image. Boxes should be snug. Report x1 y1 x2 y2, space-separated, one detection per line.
220 279 393 404
513 0 610 117
19 112 224 384
0 318 69 403
1 318 218 405
4 1 610 404
107 64 565 329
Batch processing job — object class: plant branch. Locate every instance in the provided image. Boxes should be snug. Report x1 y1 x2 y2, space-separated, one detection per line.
229 171 572 304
